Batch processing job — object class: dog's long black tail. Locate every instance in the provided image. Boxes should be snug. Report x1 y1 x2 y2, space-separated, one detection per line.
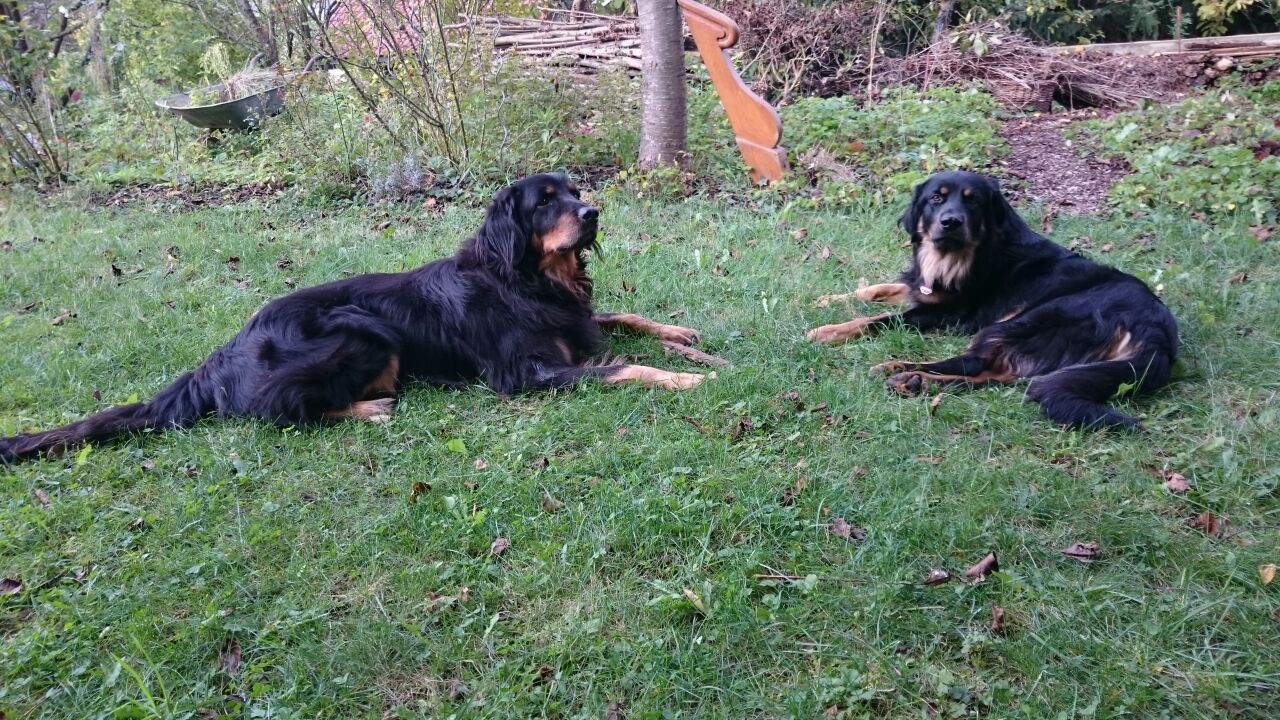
1026 354 1171 430
0 369 216 463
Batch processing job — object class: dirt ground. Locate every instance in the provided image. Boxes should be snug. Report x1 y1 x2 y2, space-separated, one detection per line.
995 109 1131 214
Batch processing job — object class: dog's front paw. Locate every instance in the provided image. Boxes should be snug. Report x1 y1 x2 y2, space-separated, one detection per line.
886 372 926 396
658 370 706 390
869 360 910 377
658 324 701 346
807 323 850 344
813 293 855 308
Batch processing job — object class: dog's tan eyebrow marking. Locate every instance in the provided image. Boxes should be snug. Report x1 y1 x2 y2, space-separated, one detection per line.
543 185 556 195
962 187 973 198
938 185 950 195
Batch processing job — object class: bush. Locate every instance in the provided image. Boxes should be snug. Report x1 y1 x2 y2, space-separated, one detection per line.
1072 80 1280 223
777 84 1008 203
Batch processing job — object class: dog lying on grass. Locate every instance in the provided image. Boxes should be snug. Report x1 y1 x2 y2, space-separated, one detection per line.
808 170 1178 429
1 173 706 462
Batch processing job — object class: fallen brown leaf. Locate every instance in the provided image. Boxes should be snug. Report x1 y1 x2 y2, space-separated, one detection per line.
964 552 999 582
1163 471 1191 493
490 536 510 556
790 228 808 241
851 465 869 479
829 517 866 542
1041 207 1056 234
225 256 240 271
1260 564 1276 586
728 417 753 442
140 459 155 472
473 458 488 470
219 638 241 676
17 299 40 314
541 492 565 513
409 481 430 503
1100 243 1114 253
1248 225 1273 242
605 703 623 720
50 308 75 326
33 488 49 507
1190 511 1223 536
991 606 1006 633
923 568 951 586
682 587 709 616
929 393 943 416
0 239 12 250
448 678 468 700
129 517 145 531
74 565 92 583
1229 272 1249 285
820 245 831 260
916 454 945 465
1061 541 1100 563
0 577 21 595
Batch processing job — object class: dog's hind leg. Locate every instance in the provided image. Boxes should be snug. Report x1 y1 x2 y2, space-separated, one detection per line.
1027 355 1170 430
871 351 1016 397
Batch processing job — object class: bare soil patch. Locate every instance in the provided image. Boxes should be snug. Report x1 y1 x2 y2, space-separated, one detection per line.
995 110 1130 214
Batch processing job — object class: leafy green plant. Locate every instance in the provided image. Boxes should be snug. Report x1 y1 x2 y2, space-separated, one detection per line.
776 85 1008 206
1072 80 1280 223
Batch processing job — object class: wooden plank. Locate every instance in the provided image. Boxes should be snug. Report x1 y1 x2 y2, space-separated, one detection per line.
678 0 788 184
1051 31 1280 56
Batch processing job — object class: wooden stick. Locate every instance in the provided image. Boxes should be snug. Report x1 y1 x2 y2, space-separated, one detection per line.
661 341 730 368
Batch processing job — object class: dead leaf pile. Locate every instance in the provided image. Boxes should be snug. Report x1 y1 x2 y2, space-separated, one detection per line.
991 606 1006 633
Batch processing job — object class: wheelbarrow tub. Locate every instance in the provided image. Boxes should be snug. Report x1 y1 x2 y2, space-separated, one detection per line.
155 82 285 131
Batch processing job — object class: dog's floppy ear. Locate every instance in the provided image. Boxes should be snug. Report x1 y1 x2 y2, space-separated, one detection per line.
981 175 1027 240
471 185 526 275
899 179 929 239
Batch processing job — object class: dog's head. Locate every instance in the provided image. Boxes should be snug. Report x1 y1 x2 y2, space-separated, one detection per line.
467 172 598 278
901 171 1013 254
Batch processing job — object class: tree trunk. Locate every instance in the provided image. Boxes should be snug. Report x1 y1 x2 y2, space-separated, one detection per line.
933 0 957 44
637 0 687 169
87 1 113 96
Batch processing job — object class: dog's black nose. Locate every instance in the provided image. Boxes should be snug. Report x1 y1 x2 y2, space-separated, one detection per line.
939 213 963 229
578 206 599 221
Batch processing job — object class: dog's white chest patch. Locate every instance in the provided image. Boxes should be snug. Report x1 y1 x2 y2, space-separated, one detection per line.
917 242 974 291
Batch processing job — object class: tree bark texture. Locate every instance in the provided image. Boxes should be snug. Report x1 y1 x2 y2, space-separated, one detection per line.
637 0 687 169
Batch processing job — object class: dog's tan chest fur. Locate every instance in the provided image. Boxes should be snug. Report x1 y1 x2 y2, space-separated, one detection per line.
916 241 975 291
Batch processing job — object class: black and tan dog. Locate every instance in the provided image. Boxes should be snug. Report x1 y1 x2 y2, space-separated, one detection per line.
808 170 1178 429
1 173 706 462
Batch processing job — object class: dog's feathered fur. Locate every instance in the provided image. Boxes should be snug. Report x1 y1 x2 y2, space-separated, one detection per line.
808 171 1179 429
1 173 703 462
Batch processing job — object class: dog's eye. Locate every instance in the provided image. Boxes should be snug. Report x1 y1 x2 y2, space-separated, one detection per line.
929 193 944 204
536 195 552 207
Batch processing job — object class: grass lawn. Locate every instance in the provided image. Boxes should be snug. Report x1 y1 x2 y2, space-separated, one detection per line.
1 187 1278 719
